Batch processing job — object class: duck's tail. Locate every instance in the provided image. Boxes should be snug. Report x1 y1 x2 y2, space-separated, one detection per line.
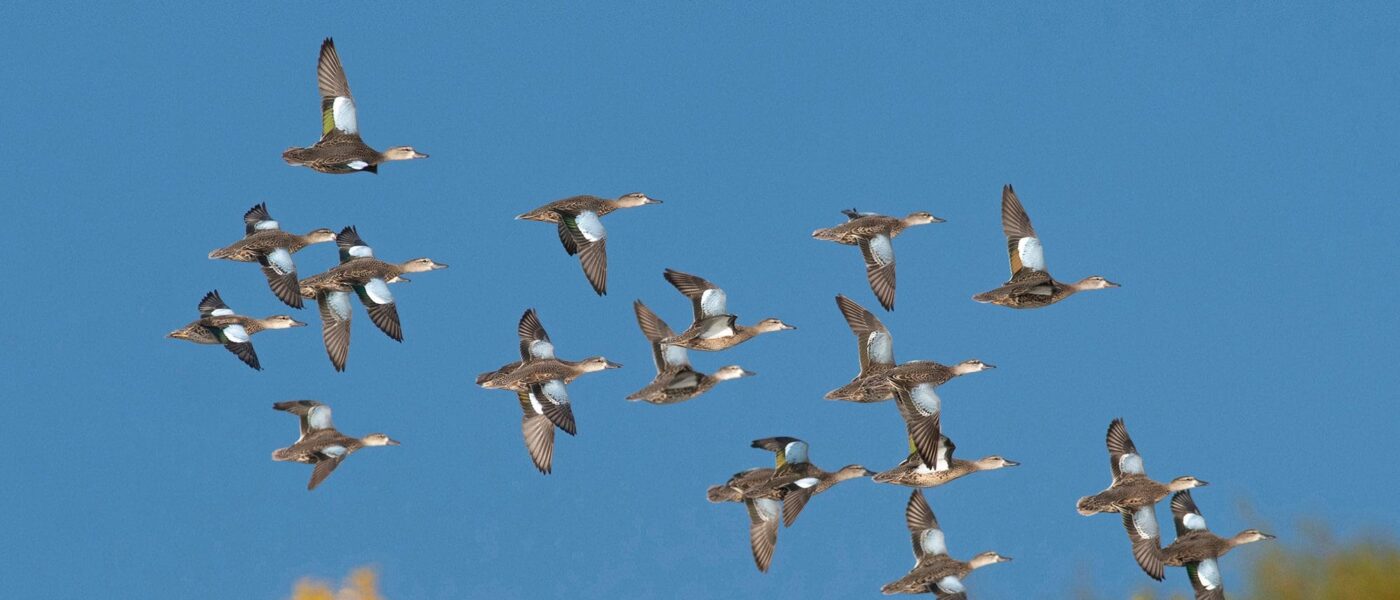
811 227 841 241
706 484 741 503
1075 496 1101 516
271 447 294 462
208 247 233 260
281 147 308 166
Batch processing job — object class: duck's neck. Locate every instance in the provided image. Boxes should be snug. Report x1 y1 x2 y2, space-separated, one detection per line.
967 554 1000 570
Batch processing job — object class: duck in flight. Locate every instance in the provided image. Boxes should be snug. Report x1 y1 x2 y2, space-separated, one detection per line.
271 400 399 490
658 269 794 351
208 203 336 308
873 419 1019 489
282 38 428 174
825 295 898 403
167 290 305 370
627 300 754 404
812 209 944 310
298 226 448 371
880 490 1012 597
973 185 1118 308
1159 490 1275 600
515 193 661 295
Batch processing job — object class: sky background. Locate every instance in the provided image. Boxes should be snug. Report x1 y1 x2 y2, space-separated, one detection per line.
2 3 1398 599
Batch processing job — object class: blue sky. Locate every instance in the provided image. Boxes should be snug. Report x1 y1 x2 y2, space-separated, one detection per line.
2 3 1398 598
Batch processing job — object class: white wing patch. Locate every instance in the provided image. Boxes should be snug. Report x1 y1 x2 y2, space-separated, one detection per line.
934 575 964 594
253 220 280 231
1182 512 1208 531
1195 558 1222 590
934 442 951 472
346 244 374 258
1118 453 1146 476
540 380 571 405
326 291 354 321
575 211 607 242
696 317 735 339
332 96 358 134
1018 237 1046 272
909 384 941 416
661 344 689 368
921 530 949 556
1131 506 1159 539
754 498 781 521
699 288 728 318
526 388 544 414
866 331 894 365
868 234 895 265
222 324 251 343
210 308 234 317
265 248 295 275
783 441 809 464
528 339 555 360
793 477 820 489
322 445 348 458
307 405 334 430
363 278 394 305
346 160 370 171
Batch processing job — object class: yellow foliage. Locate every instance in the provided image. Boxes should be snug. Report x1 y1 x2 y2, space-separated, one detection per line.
1247 537 1400 600
290 567 383 600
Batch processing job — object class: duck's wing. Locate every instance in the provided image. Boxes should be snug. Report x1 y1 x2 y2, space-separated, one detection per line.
316 38 360 141
835 294 893 374
211 313 260 370
243 203 279 236
933 580 968 600
905 490 948 560
934 433 956 472
1185 558 1226 600
634 300 687 372
516 308 555 362
1122 505 1166 580
198 290 231 317
317 290 353 372
307 452 345 491
1171 490 1210 537
745 497 781 573
751 437 809 475
335 226 374 263
259 247 303 309
536 380 576 436
859 233 897 311
517 388 556 474
663 269 728 322
779 473 824 528
1106 418 1147 482
560 211 608 295
354 279 402 342
895 384 942 469
1001 184 1046 277
273 400 334 442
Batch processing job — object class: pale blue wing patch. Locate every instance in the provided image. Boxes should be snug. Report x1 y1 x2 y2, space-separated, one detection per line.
362 278 394 305
346 244 374 258
1118 453 1146 476
253 220 281 231
696 316 736 339
866 331 894 365
326 290 354 321
921 529 949 556
699 288 728 318
575 210 607 242
1195 558 1222 590
935 575 965 595
910 384 941 416
793 477 820 489
666 371 700 389
1018 237 1046 271
868 234 895 266
662 344 690 368
1182 512 1209 531
307 405 334 430
1131 505 1160 539
540 380 571 405
210 308 235 317
265 248 295 275
528 340 555 360
784 440 810 464
332 96 358 134
754 498 781 521
322 444 348 458
346 160 370 171
222 323 251 343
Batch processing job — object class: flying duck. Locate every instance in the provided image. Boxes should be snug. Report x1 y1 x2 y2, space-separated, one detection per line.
877 358 996 469
208 203 336 308
873 422 1019 488
515 193 661 295
973 185 1118 308
658 269 794 351
812 209 944 310
167 290 305 370
626 300 754 404
880 490 1012 596
825 295 897 403
271 400 399 490
1161 490 1275 600
282 38 428 174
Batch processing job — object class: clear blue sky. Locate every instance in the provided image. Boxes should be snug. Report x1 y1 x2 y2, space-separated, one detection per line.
2 3 1397 599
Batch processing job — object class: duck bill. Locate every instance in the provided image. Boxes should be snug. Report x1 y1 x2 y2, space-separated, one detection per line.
740 369 757 377
291 320 308 328
1105 280 1122 288
412 151 429 159
386 438 402 446
604 360 624 369
430 262 449 270
931 216 947 223
1003 459 1021 467
781 324 797 331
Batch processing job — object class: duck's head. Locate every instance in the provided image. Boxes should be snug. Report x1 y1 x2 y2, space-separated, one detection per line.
382 146 429 161
969 551 1013 569
303 228 338 244
835 464 876 480
400 258 450 273
1233 529 1276 545
754 318 796 333
261 315 308 329
951 359 996 375
1169 475 1209 491
166 328 193 340
975 455 1020 470
1074 275 1120 291
579 356 624 372
615 192 662 208
361 433 401 447
712 365 756 381
904 211 947 225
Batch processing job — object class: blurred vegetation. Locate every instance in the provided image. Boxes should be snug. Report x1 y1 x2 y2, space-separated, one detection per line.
1076 521 1400 600
289 567 383 600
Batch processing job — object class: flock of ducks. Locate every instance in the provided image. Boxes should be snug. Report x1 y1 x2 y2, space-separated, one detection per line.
166 38 1272 598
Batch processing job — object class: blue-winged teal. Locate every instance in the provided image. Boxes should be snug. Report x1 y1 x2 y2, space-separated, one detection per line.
813 209 944 310
208 203 336 308
515 193 661 295
658 269 794 351
627 300 753 404
271 400 399 490
973 185 1118 308
167 290 305 370
1160 490 1274 600
825 295 898 403
873 426 1019 488
881 490 1012 596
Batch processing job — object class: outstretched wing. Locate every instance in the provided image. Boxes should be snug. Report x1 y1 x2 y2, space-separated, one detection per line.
1107 418 1146 482
634 300 687 372
316 38 359 139
243 203 279 236
1171 490 1210 537
745 498 781 573
664 269 727 322
859 234 897 310
1186 559 1226 600
563 211 608 295
259 248 303 309
1122 506 1165 580
1001 184 1045 277
835 295 893 373
355 279 402 342
272 400 333 442
317 290 353 372
517 308 555 362
895 385 942 469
